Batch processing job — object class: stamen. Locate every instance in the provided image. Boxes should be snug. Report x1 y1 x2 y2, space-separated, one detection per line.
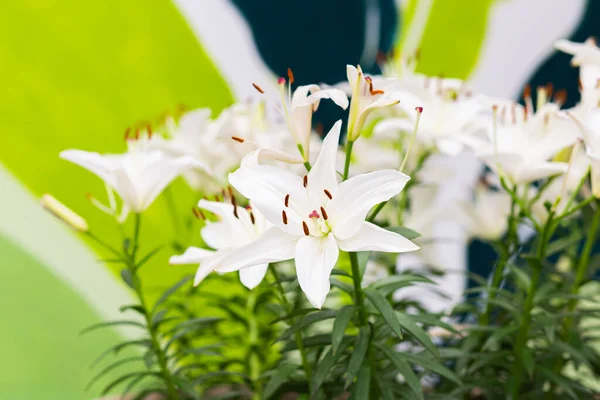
284 194 290 207
523 84 534 116
308 210 320 219
124 127 131 140
232 136 244 143
192 208 205 220
399 106 423 172
303 175 308 188
250 212 256 225
545 82 554 98
287 68 295 85
227 186 234 198
302 221 310 236
320 207 328 220
282 210 288 225
230 196 239 218
252 83 265 94
324 189 332 200
555 89 567 106
214 195 222 202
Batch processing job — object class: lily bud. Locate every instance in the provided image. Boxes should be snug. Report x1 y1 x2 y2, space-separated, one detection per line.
41 194 89 232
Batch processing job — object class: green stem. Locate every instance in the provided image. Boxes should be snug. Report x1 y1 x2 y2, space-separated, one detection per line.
247 291 262 400
128 214 179 400
349 252 367 325
563 200 600 341
270 267 312 391
509 213 554 398
343 140 354 180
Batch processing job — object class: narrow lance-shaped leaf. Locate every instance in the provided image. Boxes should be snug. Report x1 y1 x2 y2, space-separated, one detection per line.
395 311 439 357
345 326 371 389
277 310 337 342
375 343 423 400
350 365 371 400
363 287 403 339
332 306 355 354
263 363 299 399
152 274 192 312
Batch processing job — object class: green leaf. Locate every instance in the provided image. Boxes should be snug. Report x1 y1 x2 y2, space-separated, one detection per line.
311 340 351 394
269 308 316 325
386 226 422 240
119 304 146 315
409 314 459 335
331 268 352 278
395 312 438 357
91 339 152 368
330 278 354 294
376 344 423 400
80 320 145 335
350 365 371 400
263 363 299 399
101 371 160 396
508 263 531 294
120 269 135 289
332 305 355 354
344 326 370 389
537 366 579 399
522 348 534 378
370 274 434 296
85 356 144 390
152 274 192 312
363 288 402 339
281 334 333 352
482 325 518 351
400 352 462 386
276 310 337 342
151 309 169 328
135 245 164 270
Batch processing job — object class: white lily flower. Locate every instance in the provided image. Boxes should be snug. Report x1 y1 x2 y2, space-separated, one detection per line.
170 199 271 289
346 65 401 141
60 133 203 220
555 38 600 107
277 77 348 162
217 120 418 308
471 103 577 184
377 78 486 156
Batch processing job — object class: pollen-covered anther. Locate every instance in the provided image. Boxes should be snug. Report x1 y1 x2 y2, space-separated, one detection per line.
308 210 320 219
302 221 310 236
284 194 290 207
324 189 332 200
282 210 288 225
287 68 295 85
230 196 239 218
252 83 265 94
303 175 308 188
232 136 245 143
192 208 205 220
124 127 131 140
249 212 256 224
320 207 328 220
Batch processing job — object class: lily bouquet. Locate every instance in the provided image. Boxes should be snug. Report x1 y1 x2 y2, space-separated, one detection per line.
43 40 600 399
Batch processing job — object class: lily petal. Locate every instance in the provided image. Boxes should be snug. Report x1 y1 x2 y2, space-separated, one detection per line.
329 170 410 239
306 120 342 204
214 227 297 273
239 263 269 289
169 246 215 265
229 165 309 235
337 222 419 253
294 234 339 308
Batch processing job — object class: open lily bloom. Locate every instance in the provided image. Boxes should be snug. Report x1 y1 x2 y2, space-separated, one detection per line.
565 109 600 197
346 65 402 141
377 78 486 156
170 199 271 289
555 38 600 108
60 133 204 221
213 120 419 308
469 103 577 184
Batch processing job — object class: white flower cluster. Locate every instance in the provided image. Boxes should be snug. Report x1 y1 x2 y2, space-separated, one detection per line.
56 39 600 308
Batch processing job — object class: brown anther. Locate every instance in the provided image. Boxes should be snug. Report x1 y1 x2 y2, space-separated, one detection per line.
523 84 531 99
320 207 328 220
579 78 583 91
284 194 290 207
230 195 239 218
134 129 141 140
252 83 265 94
555 89 567 105
124 127 131 140
315 123 324 136
287 68 295 85
596 78 600 89
214 195 222 202
232 136 244 143
303 175 308 188
192 208 205 220
324 189 332 200
227 186 234 198
146 123 153 138
302 221 310 236
250 212 256 224
545 82 554 98
282 210 288 225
